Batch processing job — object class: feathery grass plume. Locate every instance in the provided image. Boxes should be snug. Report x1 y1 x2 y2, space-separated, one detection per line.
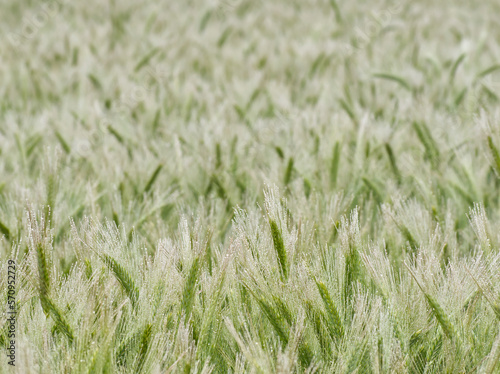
100 253 139 310
269 219 288 281
253 293 289 345
330 141 341 188
315 279 344 340
180 256 200 323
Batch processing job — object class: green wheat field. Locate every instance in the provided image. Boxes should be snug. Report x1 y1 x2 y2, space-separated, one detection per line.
1 0 500 373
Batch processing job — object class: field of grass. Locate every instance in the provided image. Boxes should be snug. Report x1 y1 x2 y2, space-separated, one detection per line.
1 0 500 372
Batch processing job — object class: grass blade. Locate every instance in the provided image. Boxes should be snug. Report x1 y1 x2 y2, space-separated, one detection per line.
134 48 159 73
330 141 341 188
487 136 500 177
373 73 412 91
284 157 294 187
143 163 163 195
55 131 71 154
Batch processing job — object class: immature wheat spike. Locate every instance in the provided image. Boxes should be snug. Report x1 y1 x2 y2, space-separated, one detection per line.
181 257 200 322
256 296 289 345
36 242 50 299
424 292 458 341
315 280 344 340
269 219 288 281
407 265 458 341
304 300 331 357
136 324 152 373
384 143 401 183
101 254 139 310
41 295 74 343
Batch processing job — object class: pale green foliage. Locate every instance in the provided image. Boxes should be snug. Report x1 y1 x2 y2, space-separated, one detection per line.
1 0 500 373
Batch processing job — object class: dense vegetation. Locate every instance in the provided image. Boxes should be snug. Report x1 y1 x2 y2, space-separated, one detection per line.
1 0 500 372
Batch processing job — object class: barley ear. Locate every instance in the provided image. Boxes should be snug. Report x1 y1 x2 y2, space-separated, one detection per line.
315 279 344 340
180 256 200 322
41 295 74 343
269 219 288 281
100 254 139 310
406 264 457 341
136 324 152 373
36 242 51 300
330 141 341 188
